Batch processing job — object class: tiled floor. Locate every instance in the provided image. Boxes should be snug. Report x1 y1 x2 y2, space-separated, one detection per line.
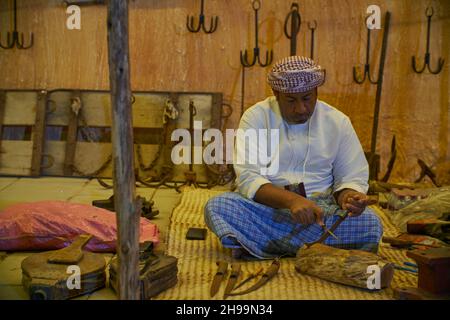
0 176 185 300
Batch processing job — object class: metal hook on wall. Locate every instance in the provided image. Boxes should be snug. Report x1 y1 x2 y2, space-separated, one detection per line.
240 0 273 68
307 20 317 60
284 2 301 56
186 0 218 34
0 0 34 49
412 7 444 75
353 16 378 84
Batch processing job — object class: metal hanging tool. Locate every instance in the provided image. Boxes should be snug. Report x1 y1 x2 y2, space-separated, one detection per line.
240 0 273 67
240 66 246 118
353 16 379 84
368 12 391 181
0 0 34 49
283 3 301 56
415 159 440 187
186 0 218 34
380 135 397 182
307 20 317 60
353 12 391 180
175 100 209 191
412 7 444 75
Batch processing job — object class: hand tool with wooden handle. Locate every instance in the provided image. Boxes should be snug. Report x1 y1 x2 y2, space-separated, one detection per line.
305 211 349 248
210 261 228 297
223 263 241 298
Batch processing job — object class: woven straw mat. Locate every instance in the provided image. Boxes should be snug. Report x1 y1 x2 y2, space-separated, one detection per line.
154 188 417 300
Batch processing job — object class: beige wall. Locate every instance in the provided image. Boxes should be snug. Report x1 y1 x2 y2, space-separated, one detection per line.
0 0 449 182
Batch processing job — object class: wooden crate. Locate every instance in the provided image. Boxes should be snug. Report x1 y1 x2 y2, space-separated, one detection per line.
41 89 222 182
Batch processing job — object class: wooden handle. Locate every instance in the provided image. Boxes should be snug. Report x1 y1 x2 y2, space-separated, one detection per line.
264 259 280 278
47 234 93 264
382 236 412 247
216 261 228 275
230 263 241 277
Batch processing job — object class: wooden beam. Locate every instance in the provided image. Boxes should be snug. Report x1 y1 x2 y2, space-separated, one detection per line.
0 91 6 168
210 93 222 130
107 0 140 300
30 91 48 176
63 90 81 176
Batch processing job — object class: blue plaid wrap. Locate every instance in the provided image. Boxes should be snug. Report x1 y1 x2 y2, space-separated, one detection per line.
204 192 383 259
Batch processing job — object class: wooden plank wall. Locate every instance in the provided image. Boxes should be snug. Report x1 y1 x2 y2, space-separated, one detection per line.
0 0 449 182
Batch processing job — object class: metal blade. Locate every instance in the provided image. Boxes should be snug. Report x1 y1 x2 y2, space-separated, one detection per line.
223 264 241 298
325 228 339 240
210 261 228 297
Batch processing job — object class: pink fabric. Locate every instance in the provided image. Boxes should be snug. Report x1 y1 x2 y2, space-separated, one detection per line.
0 201 159 252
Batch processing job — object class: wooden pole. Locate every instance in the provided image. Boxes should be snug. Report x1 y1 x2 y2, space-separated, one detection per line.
106 0 140 300
369 11 391 180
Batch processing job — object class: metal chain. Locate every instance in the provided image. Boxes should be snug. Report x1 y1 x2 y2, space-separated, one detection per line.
137 98 179 176
69 97 112 177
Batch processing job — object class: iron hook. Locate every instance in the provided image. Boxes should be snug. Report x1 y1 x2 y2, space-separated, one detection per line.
240 0 273 68
353 16 379 84
0 0 34 50
186 0 219 34
284 3 301 56
411 7 444 75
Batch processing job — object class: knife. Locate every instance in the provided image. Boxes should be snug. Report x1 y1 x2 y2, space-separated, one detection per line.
210 261 228 297
223 263 241 298
227 259 280 296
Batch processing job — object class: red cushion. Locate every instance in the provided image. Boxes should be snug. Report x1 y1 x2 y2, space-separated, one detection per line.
0 201 159 252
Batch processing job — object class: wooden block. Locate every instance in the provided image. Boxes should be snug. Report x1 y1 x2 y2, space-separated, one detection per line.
394 286 450 300
407 248 450 295
295 243 394 290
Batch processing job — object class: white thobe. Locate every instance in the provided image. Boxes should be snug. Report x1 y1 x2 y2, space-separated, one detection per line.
234 96 369 199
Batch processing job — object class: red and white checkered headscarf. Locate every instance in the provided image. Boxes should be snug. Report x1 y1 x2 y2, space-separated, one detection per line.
267 56 325 93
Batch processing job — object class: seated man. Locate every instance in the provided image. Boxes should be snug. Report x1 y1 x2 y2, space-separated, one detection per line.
204 56 382 259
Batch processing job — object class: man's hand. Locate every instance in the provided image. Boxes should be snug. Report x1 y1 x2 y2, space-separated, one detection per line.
287 197 324 226
336 189 374 217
